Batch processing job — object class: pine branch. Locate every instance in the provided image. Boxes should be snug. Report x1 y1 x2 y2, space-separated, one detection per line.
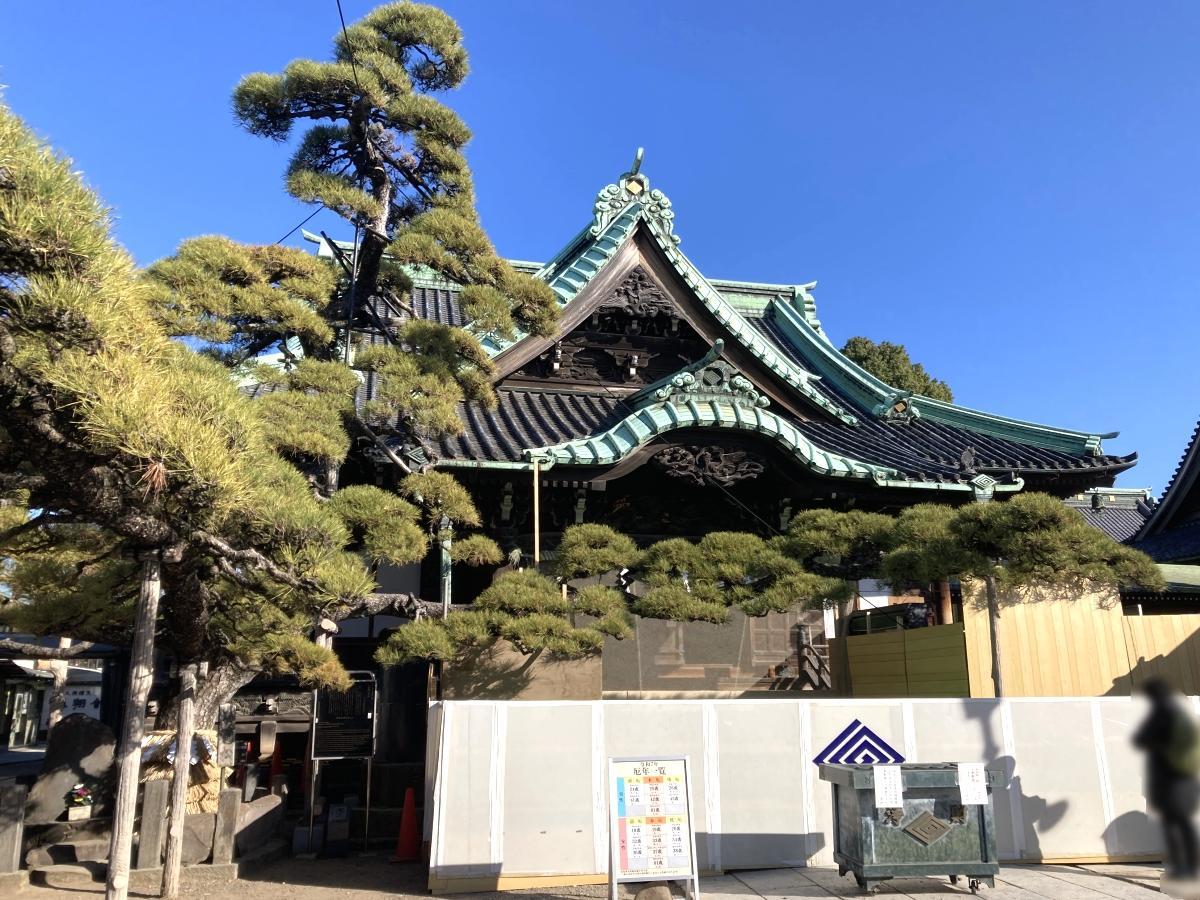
0 638 101 659
194 530 309 589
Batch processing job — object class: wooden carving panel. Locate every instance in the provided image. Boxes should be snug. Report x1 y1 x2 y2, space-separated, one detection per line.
511 265 707 387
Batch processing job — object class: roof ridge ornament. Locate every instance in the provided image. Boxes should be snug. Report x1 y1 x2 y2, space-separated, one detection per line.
591 147 680 245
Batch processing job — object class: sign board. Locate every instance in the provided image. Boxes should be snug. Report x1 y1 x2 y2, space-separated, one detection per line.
312 671 377 760
873 764 904 808
815 719 905 765
608 757 700 900
957 763 988 805
216 702 237 767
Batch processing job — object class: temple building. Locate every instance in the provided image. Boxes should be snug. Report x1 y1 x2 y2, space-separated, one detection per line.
316 158 1131 535
305 157 1136 698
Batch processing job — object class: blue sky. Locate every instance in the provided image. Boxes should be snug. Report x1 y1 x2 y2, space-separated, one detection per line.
3 1 1197 495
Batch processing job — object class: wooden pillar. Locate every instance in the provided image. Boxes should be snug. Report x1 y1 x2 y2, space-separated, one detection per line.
162 662 197 898
532 459 541 568
106 552 162 900
439 516 452 618
938 580 953 625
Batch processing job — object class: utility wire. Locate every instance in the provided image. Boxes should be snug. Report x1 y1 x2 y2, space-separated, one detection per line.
336 0 363 92
273 207 325 246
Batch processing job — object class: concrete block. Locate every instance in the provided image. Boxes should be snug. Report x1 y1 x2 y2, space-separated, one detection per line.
135 778 169 870
0 784 27 874
212 788 240 864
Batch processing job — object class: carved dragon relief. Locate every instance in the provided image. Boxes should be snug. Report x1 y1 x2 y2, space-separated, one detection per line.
654 445 767 487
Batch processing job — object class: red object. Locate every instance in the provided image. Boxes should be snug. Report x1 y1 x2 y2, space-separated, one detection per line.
269 741 283 779
391 786 420 862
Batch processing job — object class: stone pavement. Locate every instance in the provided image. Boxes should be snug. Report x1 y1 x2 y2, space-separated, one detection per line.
705 865 1165 900
15 860 1168 900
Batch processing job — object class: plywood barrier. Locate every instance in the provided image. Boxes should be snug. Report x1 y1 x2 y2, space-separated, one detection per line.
961 585 1200 698
844 623 970 698
426 696 1172 892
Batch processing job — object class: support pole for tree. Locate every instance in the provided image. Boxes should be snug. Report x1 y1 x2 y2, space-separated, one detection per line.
105 552 162 900
161 662 197 899
532 459 541 569
984 572 1004 698
439 516 453 618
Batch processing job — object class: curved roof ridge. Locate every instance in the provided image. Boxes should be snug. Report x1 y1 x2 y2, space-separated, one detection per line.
764 295 1119 457
1137 417 1200 540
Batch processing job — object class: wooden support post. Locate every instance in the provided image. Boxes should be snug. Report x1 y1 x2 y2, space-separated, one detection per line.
106 551 162 900
938 579 953 625
439 516 452 618
162 662 197 898
532 459 541 568
135 779 169 870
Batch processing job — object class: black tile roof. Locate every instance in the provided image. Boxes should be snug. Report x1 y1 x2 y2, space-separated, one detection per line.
370 285 1133 488
1132 521 1200 563
436 390 623 461
1070 504 1153 543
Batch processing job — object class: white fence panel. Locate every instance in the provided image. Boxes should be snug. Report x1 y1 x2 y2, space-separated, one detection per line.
427 697 1167 891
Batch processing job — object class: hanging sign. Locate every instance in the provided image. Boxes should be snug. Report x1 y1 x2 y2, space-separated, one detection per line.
312 671 377 760
957 763 988 805
608 757 701 900
873 764 904 808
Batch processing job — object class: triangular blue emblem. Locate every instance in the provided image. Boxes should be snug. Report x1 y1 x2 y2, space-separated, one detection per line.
814 718 905 765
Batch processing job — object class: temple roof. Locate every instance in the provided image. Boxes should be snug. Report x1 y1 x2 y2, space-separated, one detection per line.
1132 418 1200 561
1064 488 1155 543
310 153 1136 498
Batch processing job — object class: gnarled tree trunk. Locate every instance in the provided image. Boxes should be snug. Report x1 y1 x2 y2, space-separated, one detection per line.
105 552 161 900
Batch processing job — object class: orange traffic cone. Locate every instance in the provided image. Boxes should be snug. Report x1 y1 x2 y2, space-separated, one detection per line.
390 786 420 862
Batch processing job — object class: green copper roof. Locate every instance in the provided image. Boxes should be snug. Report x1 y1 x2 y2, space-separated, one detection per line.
522 347 1022 498
304 153 1120 461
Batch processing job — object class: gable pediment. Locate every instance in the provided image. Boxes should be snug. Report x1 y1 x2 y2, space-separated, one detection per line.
494 227 853 423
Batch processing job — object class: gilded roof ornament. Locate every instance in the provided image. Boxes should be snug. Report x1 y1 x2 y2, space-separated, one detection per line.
591 147 680 245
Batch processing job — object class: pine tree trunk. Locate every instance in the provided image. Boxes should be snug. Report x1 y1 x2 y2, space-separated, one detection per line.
105 552 161 900
984 572 1004 698
161 662 196 899
158 660 257 733
46 637 71 728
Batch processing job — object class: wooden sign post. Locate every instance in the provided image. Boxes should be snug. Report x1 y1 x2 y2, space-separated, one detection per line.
608 756 701 900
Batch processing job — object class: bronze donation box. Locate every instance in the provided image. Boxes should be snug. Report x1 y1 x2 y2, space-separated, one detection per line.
818 763 1007 894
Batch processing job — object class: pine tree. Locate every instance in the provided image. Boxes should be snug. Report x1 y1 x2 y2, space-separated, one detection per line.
841 336 954 402
228 0 558 455
882 492 1163 696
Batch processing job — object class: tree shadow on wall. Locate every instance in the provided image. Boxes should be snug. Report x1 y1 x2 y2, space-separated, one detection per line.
440 643 541 699
960 699 1068 862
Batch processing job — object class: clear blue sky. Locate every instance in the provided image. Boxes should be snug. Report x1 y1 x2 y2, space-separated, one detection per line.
3 2 1197 495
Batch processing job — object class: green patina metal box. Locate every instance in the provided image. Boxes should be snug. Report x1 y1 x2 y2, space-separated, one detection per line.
818 763 1007 894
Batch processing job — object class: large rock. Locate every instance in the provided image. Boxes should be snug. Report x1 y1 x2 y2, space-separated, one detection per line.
182 812 216 865
25 715 116 825
235 794 282 855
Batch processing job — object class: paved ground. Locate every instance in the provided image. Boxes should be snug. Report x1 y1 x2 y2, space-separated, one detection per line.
0 744 45 785
19 860 1167 900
